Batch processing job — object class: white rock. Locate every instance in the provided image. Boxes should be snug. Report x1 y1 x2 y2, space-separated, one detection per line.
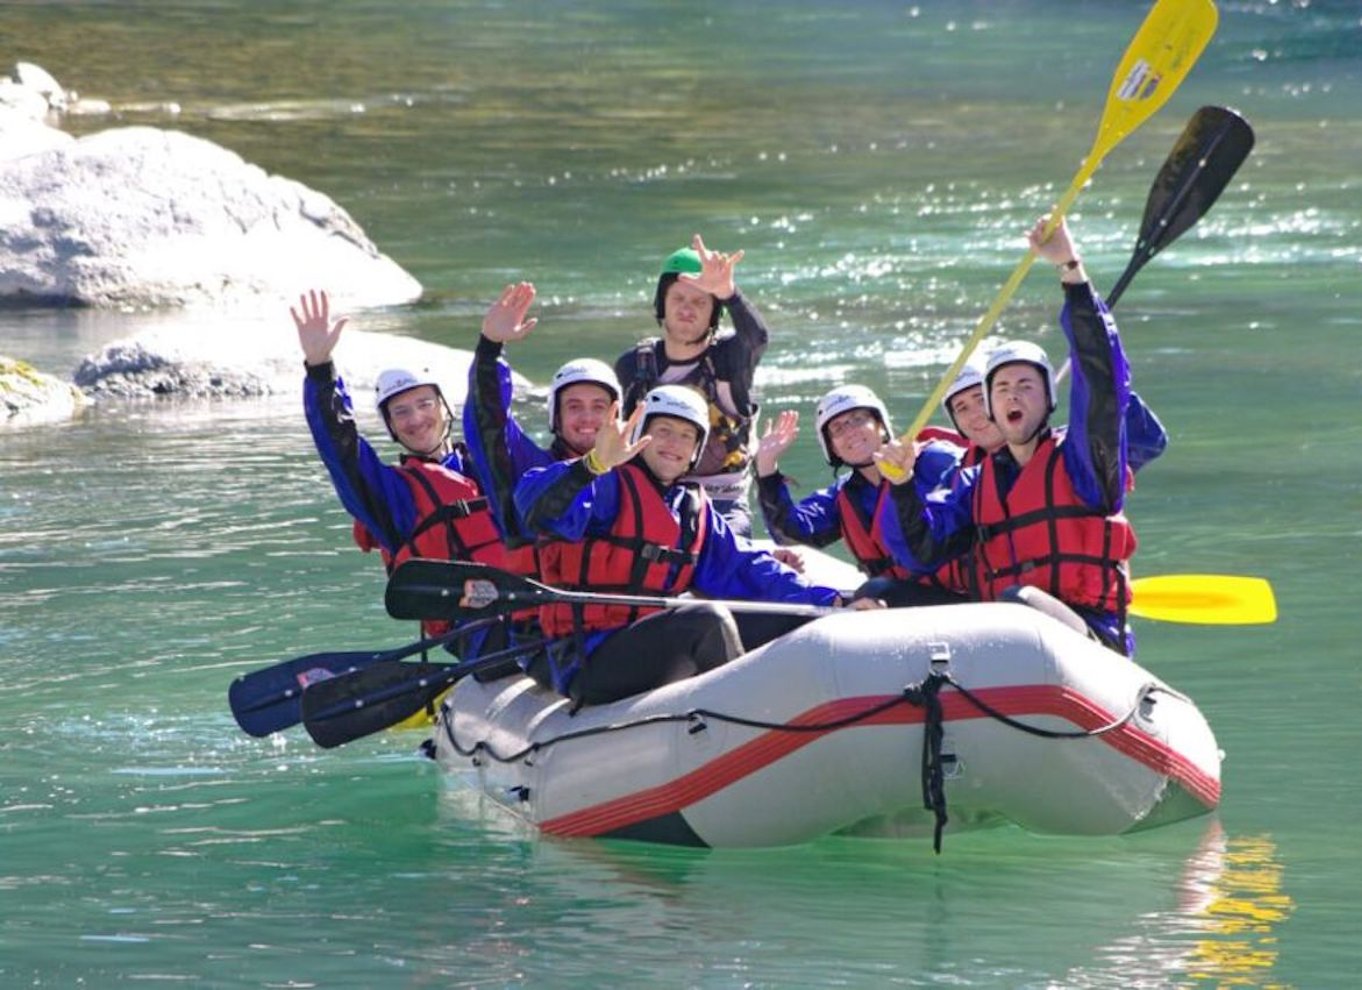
72 320 532 405
0 354 89 427
0 107 74 162
0 126 422 309
11 61 69 112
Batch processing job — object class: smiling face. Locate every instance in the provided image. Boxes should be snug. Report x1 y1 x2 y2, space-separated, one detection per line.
988 363 1049 448
639 415 701 484
383 384 447 455
825 407 885 469
556 382 615 456
661 280 716 350
947 385 1004 452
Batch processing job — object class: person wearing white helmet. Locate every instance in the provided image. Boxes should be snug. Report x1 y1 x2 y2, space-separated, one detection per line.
292 288 517 665
875 216 1148 655
514 384 877 708
755 384 965 607
463 281 622 548
614 233 771 538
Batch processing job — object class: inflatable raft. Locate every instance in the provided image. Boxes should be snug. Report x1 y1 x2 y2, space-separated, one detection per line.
426 603 1221 849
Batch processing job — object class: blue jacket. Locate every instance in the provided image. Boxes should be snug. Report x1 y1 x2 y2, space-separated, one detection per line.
303 361 495 655
757 442 962 553
461 335 562 545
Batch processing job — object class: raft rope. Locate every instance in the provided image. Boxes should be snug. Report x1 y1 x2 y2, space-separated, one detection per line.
428 674 1165 853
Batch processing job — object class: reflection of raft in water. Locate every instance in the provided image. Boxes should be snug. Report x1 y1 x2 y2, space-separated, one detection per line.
428 604 1221 849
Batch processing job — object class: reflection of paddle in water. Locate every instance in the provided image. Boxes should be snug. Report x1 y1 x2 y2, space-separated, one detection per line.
1186 832 1295 985
1058 820 1295 987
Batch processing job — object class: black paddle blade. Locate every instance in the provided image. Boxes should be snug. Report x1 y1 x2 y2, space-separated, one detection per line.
229 651 373 737
386 558 548 621
228 627 466 737
1110 106 1255 304
301 660 454 749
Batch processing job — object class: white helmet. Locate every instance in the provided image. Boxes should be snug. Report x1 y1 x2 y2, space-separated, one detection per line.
631 385 710 469
983 340 1056 421
941 353 988 432
547 358 621 433
374 366 443 412
814 384 892 466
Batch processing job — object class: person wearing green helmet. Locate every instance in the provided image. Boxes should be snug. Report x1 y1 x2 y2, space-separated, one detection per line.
615 233 768 538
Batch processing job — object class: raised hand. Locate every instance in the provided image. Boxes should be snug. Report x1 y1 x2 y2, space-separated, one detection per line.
591 402 651 472
1028 214 1081 268
291 289 348 367
755 409 800 477
683 232 745 301
873 437 920 486
482 281 538 344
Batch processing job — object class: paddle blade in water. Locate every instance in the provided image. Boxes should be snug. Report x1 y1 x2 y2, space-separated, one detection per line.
1129 574 1277 625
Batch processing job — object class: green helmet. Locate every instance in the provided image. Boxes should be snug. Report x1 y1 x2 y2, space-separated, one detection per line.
654 246 719 330
659 247 703 276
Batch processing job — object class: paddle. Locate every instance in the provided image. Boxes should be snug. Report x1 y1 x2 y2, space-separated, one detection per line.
300 640 549 749
1105 104 1253 306
386 559 840 624
1050 104 1253 385
896 0 1219 450
303 570 1276 749
228 619 494 737
1129 574 1276 625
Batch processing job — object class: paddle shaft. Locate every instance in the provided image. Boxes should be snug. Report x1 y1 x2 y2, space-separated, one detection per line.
396 579 837 620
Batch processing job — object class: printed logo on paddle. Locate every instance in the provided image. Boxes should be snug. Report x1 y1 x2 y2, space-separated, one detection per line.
1117 59 1162 102
294 667 337 688
461 579 499 610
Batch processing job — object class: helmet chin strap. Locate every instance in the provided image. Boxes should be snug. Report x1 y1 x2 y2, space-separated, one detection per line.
1020 415 1050 447
392 399 456 460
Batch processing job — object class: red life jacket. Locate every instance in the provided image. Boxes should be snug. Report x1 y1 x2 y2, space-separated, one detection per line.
969 436 1136 613
352 457 508 637
537 462 707 637
836 480 912 581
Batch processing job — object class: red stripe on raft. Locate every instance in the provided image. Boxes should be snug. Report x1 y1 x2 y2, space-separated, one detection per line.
540 684 1219 838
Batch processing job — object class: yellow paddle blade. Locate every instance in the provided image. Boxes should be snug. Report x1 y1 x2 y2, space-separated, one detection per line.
1129 574 1277 625
895 0 1220 452
1093 0 1219 174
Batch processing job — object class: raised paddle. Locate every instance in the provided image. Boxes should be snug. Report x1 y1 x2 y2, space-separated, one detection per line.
386 559 840 624
1054 104 1254 383
228 618 497 737
1129 574 1276 625
895 0 1219 451
300 640 549 749
1105 104 1253 307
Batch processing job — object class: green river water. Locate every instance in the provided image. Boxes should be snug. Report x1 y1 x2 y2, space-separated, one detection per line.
3 1 1359 986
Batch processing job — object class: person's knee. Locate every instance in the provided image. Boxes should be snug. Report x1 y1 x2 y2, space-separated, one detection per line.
671 602 742 665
